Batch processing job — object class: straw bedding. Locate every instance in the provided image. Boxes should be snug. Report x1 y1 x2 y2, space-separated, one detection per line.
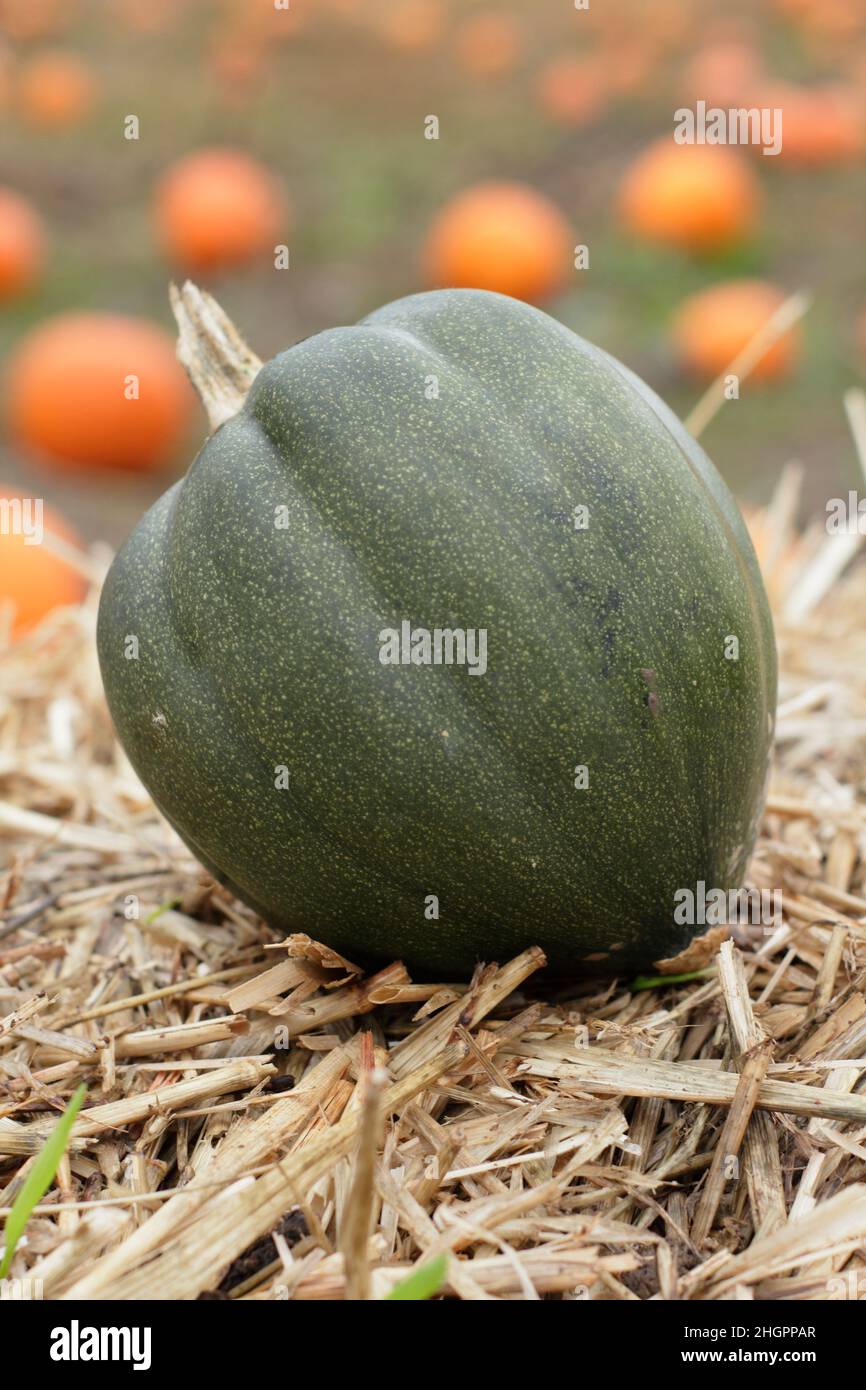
2 453 866 1302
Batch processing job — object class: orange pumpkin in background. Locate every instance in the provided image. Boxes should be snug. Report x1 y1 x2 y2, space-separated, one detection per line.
0 188 45 300
110 0 183 34
18 52 96 128
602 35 656 95
643 0 695 52
154 148 286 272
671 280 800 383
376 0 445 52
232 0 306 41
759 83 864 167
0 0 77 41
618 139 760 255
537 55 609 127
681 41 764 107
423 181 572 304
207 32 267 100
454 12 523 78
5 313 195 474
0 486 86 639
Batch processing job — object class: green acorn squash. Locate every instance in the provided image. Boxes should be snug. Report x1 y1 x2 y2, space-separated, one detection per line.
97 287 776 976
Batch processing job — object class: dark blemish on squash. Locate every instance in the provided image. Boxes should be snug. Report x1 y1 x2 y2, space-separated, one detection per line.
541 418 569 445
597 586 622 620
600 627 616 679
594 587 621 629
554 573 593 606
596 589 621 677
591 459 616 502
676 594 704 635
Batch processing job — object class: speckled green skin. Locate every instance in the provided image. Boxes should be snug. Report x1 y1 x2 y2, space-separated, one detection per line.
97 289 776 976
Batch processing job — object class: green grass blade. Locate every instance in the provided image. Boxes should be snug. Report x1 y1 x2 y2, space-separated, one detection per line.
143 898 181 925
631 967 713 991
385 1252 448 1301
0 1083 86 1279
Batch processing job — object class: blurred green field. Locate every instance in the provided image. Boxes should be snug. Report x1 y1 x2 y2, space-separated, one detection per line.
1 0 866 546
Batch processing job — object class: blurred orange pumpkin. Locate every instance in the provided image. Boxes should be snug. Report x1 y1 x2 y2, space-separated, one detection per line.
154 148 286 272
603 36 656 95
681 41 763 107
0 0 77 41
759 83 864 167
671 280 799 383
108 0 179 33
208 32 267 98
232 0 305 41
18 52 96 128
5 313 195 474
537 55 608 126
423 181 572 304
454 12 523 78
377 0 444 51
0 486 85 639
644 0 694 51
0 187 44 300
618 139 760 255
